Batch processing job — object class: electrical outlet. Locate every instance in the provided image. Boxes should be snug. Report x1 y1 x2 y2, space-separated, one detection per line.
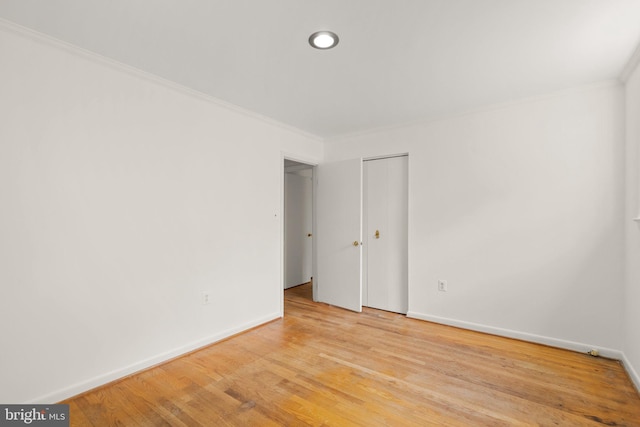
202 291 211 305
438 280 448 292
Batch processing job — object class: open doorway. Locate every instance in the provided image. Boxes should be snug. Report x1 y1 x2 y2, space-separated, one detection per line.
284 159 314 304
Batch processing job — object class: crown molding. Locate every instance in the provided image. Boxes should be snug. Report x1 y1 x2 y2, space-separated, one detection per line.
326 80 622 144
0 18 323 143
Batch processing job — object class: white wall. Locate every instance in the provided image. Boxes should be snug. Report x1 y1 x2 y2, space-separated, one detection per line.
0 23 322 403
624 61 640 389
326 83 625 354
2 16 633 404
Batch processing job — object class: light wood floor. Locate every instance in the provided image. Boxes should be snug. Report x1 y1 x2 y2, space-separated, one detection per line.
64 283 640 426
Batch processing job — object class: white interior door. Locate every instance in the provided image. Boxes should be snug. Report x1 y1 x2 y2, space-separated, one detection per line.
363 156 408 314
316 159 362 312
284 172 313 289
302 177 313 284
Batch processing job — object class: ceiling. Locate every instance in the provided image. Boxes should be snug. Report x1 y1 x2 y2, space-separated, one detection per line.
1 0 640 139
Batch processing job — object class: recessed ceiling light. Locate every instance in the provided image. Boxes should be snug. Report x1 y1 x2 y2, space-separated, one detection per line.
309 31 339 50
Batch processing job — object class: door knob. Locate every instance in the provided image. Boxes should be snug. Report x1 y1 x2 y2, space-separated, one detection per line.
375 230 380 239
353 241 360 247
307 233 312 237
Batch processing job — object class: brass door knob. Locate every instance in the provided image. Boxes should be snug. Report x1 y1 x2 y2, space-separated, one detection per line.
353 241 360 247
375 230 380 239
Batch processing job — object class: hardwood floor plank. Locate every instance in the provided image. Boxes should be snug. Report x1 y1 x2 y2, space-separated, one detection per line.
63 283 640 426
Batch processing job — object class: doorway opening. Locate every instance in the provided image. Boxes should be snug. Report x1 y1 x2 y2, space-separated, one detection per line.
283 159 315 307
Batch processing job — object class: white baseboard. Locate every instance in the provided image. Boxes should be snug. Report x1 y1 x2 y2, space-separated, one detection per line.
406 311 623 359
30 313 282 404
408 311 640 394
32 310 639 403
621 352 640 393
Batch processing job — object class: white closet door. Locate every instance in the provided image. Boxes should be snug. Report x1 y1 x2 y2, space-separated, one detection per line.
364 156 408 314
316 159 362 312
